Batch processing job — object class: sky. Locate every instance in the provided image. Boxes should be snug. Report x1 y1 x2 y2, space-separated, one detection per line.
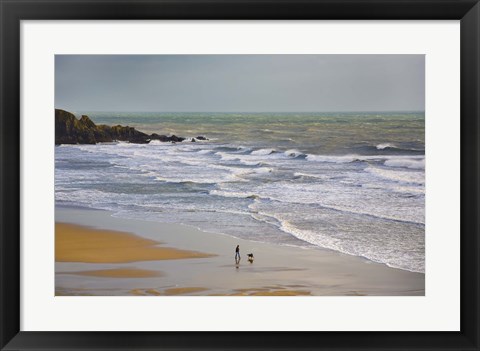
55 55 425 113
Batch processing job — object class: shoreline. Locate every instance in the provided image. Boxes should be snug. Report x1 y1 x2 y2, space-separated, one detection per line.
55 205 425 296
56 203 423 274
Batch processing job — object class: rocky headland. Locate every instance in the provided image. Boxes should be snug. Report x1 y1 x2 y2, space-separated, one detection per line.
55 109 194 145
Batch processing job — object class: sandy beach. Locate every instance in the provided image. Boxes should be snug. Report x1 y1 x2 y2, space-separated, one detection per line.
56 222 213 264
55 206 425 296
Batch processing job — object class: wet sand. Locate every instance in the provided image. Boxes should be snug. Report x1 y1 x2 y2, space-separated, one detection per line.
60 268 164 278
131 287 210 296
55 206 425 296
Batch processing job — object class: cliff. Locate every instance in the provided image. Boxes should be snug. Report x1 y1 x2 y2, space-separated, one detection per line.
55 109 185 145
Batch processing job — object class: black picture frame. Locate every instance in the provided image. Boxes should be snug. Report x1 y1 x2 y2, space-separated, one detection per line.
1 0 479 350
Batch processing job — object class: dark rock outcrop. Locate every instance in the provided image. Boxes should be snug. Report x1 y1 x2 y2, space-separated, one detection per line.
55 109 187 145
196 136 208 141
149 133 185 143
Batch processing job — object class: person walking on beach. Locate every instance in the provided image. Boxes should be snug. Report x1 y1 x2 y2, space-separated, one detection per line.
235 245 240 261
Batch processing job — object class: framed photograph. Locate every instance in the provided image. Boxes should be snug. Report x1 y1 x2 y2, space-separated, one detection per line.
1 0 479 350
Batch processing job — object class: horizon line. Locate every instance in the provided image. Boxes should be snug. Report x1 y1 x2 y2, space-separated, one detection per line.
56 108 426 114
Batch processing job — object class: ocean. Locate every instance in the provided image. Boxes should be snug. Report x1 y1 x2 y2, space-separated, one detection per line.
55 112 425 273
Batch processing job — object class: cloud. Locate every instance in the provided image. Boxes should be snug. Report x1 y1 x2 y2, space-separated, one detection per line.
55 55 425 112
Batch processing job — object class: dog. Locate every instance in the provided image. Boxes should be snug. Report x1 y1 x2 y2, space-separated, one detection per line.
247 253 254 263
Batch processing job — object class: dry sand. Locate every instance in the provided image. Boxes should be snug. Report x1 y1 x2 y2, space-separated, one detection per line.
56 223 214 263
